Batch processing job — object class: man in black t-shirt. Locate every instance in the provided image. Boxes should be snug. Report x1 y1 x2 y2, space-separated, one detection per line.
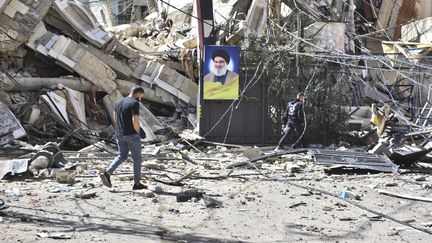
100 86 147 190
275 93 305 150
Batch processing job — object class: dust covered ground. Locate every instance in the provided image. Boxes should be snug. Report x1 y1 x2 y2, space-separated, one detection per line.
1 146 432 242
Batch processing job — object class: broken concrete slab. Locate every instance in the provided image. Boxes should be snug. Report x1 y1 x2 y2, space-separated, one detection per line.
132 61 198 106
0 0 11 14
28 28 118 93
245 0 267 36
43 5 81 41
202 194 222 208
3 0 29 18
75 190 97 199
52 0 112 48
64 87 87 128
56 171 75 184
0 0 51 52
212 0 237 26
116 79 171 106
369 142 393 158
0 102 26 145
132 60 161 84
174 37 197 49
401 17 432 43
84 44 133 80
49 35 117 92
1 76 94 92
303 22 346 53
139 103 164 134
133 189 155 198
153 64 198 105
128 37 156 53
227 20 246 44
109 22 147 38
167 3 193 37
84 0 113 29
22 105 41 125
112 38 142 60
153 77 192 105
26 21 51 53
40 91 70 124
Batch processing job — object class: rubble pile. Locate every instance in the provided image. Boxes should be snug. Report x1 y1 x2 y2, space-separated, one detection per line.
1 139 432 241
0 0 201 150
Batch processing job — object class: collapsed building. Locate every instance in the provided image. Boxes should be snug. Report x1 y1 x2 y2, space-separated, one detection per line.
0 0 199 148
0 0 430 158
0 0 431 168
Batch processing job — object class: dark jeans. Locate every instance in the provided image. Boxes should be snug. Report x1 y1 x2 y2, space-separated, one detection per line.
277 122 304 148
107 134 142 184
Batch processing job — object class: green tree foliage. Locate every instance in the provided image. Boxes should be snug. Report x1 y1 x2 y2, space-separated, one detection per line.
241 33 348 145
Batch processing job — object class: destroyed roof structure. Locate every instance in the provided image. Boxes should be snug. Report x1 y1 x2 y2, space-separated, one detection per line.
1 0 432 242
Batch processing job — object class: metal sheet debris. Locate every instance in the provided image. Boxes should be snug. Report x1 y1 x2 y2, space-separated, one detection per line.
312 149 398 173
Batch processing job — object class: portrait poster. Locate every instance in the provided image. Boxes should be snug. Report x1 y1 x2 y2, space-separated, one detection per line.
203 45 240 100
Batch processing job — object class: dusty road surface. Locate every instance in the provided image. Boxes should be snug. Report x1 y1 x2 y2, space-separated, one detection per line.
1 147 432 242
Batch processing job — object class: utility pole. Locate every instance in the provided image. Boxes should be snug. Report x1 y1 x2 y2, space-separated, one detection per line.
106 0 117 26
296 11 301 77
195 0 215 136
347 0 356 53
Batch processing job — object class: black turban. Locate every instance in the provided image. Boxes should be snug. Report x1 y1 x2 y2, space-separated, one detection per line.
212 49 230 64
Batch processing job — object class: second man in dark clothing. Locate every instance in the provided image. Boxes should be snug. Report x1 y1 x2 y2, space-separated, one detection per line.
275 93 305 150
100 86 147 190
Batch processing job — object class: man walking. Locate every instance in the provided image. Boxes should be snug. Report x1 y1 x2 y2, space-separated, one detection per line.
100 86 147 190
275 93 305 150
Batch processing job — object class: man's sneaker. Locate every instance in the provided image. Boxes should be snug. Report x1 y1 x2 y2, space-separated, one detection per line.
132 183 148 190
99 171 112 188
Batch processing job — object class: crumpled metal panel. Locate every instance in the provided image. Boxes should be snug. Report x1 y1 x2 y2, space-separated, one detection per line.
311 149 398 173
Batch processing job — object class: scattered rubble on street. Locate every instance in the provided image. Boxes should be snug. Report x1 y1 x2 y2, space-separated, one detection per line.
1 0 432 242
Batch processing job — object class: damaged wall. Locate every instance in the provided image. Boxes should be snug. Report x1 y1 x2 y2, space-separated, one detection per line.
0 0 51 52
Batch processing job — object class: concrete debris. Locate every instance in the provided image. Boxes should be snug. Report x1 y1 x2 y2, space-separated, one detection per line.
304 22 346 53
55 171 75 184
245 0 267 36
0 0 51 52
31 30 118 93
133 189 155 198
74 190 97 199
0 102 26 145
202 194 222 208
52 0 112 47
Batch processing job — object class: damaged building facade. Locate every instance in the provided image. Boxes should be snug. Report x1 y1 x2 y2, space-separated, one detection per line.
0 0 432 166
